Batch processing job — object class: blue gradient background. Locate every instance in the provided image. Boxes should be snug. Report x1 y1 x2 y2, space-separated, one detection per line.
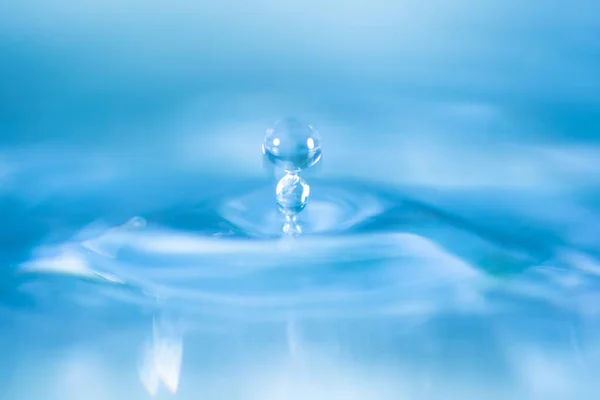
1 1 600 187
1 1 600 399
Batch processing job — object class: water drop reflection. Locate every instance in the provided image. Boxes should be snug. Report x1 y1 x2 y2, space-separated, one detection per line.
138 309 183 396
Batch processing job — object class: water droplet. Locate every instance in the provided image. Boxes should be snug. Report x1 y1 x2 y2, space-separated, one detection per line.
262 117 322 173
282 216 302 236
276 173 310 216
125 216 147 230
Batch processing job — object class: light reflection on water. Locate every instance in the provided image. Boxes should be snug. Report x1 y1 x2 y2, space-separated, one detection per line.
1 0 600 399
4 168 600 399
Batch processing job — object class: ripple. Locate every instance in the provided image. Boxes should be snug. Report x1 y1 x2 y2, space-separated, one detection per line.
15 178 600 321
22 230 486 318
219 179 393 237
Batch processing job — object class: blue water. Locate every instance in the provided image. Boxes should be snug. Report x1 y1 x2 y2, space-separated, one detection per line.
2 1 600 399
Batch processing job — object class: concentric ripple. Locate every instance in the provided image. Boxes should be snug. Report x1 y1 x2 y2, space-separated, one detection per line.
219 179 393 237
16 178 600 321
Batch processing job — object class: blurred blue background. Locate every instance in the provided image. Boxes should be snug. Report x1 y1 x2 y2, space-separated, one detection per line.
1 0 599 187
1 1 600 399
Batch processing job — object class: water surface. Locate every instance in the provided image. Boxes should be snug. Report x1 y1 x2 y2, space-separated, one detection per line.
1 1 600 399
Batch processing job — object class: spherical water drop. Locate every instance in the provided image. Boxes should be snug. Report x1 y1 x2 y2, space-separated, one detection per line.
276 174 310 216
262 117 322 173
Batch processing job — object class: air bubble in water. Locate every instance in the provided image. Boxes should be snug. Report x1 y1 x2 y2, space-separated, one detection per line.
262 117 322 173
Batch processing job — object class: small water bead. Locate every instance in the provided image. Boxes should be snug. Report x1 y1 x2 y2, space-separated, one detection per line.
276 173 310 216
124 216 147 230
262 117 322 173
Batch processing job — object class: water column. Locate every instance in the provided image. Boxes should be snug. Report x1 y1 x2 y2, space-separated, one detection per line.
262 117 322 235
